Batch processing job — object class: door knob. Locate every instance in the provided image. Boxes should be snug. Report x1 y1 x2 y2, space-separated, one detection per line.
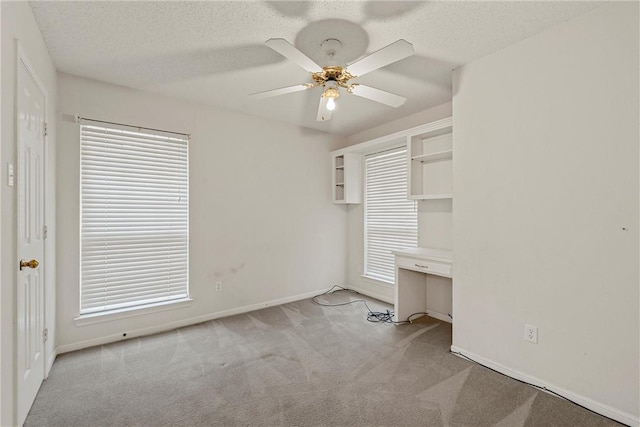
19 259 39 270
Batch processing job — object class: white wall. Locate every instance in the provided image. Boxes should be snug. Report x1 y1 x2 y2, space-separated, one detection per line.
343 103 453 314
1 2 58 425
452 3 639 424
56 73 346 350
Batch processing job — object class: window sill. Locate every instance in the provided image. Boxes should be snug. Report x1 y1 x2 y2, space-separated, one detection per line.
74 298 193 327
360 274 394 287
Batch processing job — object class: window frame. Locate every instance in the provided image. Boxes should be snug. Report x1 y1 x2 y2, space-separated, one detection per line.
76 120 190 322
363 145 418 285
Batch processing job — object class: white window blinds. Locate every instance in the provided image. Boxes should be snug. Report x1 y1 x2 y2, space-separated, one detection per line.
364 147 417 283
80 123 189 315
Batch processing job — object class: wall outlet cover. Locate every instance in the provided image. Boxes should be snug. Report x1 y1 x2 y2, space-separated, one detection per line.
525 324 538 343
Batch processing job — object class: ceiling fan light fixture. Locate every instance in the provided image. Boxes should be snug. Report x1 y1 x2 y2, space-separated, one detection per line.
322 80 339 97
322 84 339 111
322 86 340 99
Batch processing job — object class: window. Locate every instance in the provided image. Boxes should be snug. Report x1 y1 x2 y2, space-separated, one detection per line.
80 122 189 315
364 146 417 283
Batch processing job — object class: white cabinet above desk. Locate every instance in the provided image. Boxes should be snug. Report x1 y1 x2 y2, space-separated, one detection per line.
393 247 453 323
332 153 361 204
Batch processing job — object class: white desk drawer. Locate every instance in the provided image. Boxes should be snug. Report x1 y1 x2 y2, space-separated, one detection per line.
397 256 452 277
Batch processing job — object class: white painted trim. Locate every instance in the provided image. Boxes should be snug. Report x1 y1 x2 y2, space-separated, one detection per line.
45 350 57 379
450 346 639 427
56 289 328 354
360 274 394 287
73 298 193 327
348 283 394 305
16 40 50 427
332 117 452 156
423 310 451 324
16 42 48 99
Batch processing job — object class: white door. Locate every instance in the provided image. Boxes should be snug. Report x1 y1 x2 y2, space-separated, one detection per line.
16 54 46 426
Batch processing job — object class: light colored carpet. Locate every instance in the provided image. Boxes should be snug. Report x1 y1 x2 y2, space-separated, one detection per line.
25 292 620 426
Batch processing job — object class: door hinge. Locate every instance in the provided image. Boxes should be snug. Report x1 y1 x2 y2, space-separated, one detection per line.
43 225 48 239
43 122 48 137
43 328 48 343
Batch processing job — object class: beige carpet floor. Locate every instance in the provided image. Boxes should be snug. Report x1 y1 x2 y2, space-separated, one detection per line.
25 291 622 426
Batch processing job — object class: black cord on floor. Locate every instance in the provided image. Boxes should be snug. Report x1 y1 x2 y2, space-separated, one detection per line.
449 350 628 427
311 285 430 325
314 286 623 425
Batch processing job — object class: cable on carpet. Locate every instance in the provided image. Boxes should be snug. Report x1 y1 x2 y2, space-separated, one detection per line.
449 350 627 426
311 285 430 325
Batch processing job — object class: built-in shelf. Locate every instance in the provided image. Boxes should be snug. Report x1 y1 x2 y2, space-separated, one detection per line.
411 149 453 163
408 122 453 200
332 153 361 204
330 116 454 326
420 193 453 200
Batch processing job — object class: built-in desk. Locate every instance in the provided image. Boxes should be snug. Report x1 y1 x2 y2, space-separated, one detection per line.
392 247 453 323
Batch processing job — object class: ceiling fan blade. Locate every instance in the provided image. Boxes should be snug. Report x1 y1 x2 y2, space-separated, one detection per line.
346 39 414 77
317 96 333 122
349 84 406 108
249 84 311 99
265 38 324 73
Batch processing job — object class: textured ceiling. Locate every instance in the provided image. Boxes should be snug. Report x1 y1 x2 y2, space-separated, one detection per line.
30 1 603 136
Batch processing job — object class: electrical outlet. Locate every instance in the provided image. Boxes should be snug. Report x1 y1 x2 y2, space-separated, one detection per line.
215 282 222 292
524 324 538 343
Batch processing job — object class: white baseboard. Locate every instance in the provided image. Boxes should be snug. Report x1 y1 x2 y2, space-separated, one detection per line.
424 310 452 324
450 346 639 427
347 283 394 304
55 288 328 355
45 349 57 378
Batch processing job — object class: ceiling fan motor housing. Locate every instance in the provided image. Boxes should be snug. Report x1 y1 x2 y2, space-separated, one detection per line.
312 66 354 89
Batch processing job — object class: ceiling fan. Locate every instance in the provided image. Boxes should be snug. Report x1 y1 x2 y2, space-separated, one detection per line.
250 38 415 121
